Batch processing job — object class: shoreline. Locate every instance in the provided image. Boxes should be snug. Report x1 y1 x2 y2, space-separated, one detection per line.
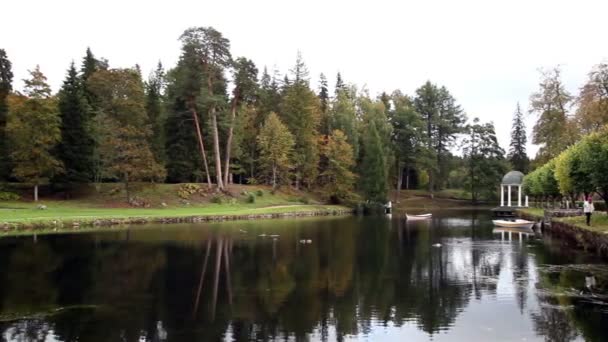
1 206 354 237
518 208 608 258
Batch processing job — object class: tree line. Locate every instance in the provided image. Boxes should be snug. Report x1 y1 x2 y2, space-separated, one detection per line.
0 26 543 204
524 126 608 210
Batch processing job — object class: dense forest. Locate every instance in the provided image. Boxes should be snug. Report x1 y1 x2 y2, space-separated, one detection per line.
0 27 607 204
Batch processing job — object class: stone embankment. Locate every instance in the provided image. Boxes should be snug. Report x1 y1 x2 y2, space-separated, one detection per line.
519 208 608 257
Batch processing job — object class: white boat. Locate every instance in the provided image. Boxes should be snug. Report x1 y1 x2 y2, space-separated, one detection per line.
492 219 534 229
406 213 433 221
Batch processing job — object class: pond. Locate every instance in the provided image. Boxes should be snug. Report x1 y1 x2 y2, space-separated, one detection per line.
0 210 607 341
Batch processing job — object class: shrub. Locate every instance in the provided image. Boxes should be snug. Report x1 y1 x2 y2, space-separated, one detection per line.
256 189 264 197
0 191 20 201
210 195 224 204
178 183 201 199
246 193 256 203
298 197 310 204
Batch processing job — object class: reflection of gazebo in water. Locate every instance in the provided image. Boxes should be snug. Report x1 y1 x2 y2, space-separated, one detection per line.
493 171 528 217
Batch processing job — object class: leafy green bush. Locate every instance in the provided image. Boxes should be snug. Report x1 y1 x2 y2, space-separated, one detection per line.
256 189 264 197
0 191 20 201
298 197 310 204
246 193 256 203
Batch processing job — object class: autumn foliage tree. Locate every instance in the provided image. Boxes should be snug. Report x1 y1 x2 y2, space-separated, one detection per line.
8 66 63 201
88 68 165 201
257 112 294 189
321 130 356 203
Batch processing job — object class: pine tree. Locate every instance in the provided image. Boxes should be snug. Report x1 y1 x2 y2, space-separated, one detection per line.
322 130 356 203
0 49 13 180
164 41 209 184
389 90 425 194
56 62 94 185
508 103 529 173
257 112 294 189
318 73 330 135
463 118 507 203
8 66 63 201
145 61 166 165
80 47 108 107
281 53 321 189
224 57 258 185
335 72 345 97
414 81 466 192
360 121 388 203
180 27 232 190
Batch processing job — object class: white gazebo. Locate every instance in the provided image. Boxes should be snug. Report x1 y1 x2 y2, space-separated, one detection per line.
500 171 527 207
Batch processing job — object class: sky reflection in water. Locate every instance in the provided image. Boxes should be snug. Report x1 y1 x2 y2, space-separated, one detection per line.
0 210 606 341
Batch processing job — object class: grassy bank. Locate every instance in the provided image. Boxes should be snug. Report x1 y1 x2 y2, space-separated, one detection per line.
392 189 491 210
519 207 608 234
0 183 351 234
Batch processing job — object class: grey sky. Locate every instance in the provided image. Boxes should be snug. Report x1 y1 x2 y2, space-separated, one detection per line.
3 0 608 156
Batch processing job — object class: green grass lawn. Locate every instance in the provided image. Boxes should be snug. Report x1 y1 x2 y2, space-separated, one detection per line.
0 183 350 228
557 212 608 234
0 201 348 224
518 207 544 217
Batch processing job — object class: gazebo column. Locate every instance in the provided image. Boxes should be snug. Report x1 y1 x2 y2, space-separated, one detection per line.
500 185 504 207
507 185 512 207
517 185 522 207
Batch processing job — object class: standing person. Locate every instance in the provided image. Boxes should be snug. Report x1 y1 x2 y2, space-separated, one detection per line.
583 196 595 226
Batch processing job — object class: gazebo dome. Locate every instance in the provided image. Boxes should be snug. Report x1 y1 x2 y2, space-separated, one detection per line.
501 171 524 185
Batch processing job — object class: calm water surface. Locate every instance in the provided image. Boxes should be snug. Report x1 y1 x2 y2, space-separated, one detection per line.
0 210 607 341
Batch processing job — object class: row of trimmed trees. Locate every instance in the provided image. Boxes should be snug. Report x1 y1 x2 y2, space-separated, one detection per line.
0 26 506 204
524 127 608 210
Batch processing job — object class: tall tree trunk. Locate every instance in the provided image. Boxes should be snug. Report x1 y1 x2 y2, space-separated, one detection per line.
210 106 224 190
223 93 239 186
206 73 224 190
34 184 38 202
272 163 277 189
190 108 213 188
405 166 410 189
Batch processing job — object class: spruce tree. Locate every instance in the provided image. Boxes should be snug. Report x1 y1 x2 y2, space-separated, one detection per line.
508 103 529 173
145 61 166 165
56 62 94 185
318 73 331 136
335 72 345 96
280 53 321 189
0 49 13 180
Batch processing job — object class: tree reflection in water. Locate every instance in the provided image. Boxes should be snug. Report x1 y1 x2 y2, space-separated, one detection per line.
0 211 606 341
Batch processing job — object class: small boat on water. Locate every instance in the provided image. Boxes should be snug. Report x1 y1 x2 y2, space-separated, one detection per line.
492 219 534 229
406 213 433 221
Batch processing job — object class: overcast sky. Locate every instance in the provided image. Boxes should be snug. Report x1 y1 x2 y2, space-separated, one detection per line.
3 0 608 156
